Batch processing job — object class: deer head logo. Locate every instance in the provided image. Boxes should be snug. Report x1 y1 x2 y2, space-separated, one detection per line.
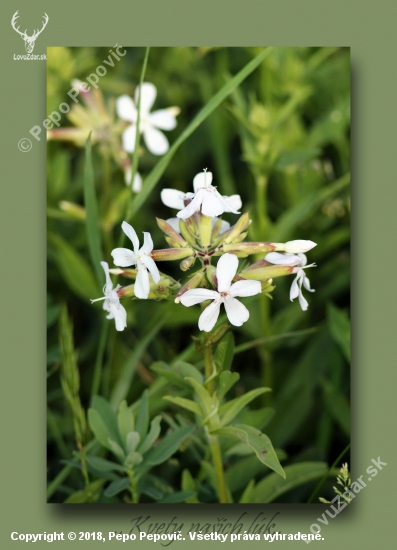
11 11 49 54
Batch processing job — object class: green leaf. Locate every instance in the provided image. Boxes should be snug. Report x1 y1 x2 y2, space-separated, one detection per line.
125 451 143 468
88 409 113 451
217 371 240 401
104 477 131 498
185 377 216 417
48 233 99 301
83 134 103 283
107 438 125 461
91 396 121 446
174 361 204 384
126 431 141 454
138 415 162 455
327 303 350 361
128 48 274 219
142 425 194 469
235 407 275 431
213 424 285 478
65 479 104 503
225 455 268 493
117 400 135 448
85 456 126 473
214 332 235 373
239 479 256 503
163 396 202 416
181 469 200 503
251 462 328 503
150 361 203 388
219 388 271 427
135 390 149 441
275 148 320 169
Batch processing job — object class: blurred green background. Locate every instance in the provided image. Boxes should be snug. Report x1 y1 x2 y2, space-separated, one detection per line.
47 47 350 503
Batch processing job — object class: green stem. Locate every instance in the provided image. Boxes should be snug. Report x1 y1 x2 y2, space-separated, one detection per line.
307 442 351 503
78 443 92 502
204 332 214 394
128 467 138 503
90 320 109 400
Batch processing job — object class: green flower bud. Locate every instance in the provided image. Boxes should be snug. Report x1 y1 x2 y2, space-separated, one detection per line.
218 242 276 257
151 248 194 261
199 214 213 248
179 219 198 249
221 212 251 244
156 218 188 247
109 268 137 279
175 271 205 303
180 256 196 271
241 260 294 281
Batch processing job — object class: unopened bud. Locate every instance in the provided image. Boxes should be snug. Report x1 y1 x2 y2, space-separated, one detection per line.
205 265 217 288
109 268 137 279
222 212 251 244
211 217 223 239
175 272 205 303
241 261 294 281
274 240 317 253
156 218 187 247
220 242 276 257
199 214 212 247
179 219 198 248
151 248 194 261
180 256 196 271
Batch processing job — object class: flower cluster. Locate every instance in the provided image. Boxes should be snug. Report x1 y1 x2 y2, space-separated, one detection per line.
91 170 317 332
48 81 179 193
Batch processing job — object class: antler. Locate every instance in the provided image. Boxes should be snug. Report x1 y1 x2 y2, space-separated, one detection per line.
11 11 27 37
31 13 49 39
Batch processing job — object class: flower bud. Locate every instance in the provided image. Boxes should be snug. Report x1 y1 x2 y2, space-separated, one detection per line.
205 265 217 288
211 217 223 239
241 260 294 281
199 214 213 247
221 212 251 244
219 242 276 257
156 218 187 248
179 219 198 249
109 268 137 279
175 271 205 303
151 248 194 261
180 256 196 271
274 240 317 253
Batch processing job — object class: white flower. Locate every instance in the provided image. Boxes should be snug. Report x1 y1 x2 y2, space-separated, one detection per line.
161 170 242 219
117 83 179 155
265 252 315 311
124 168 142 193
111 222 160 299
166 216 230 235
180 253 261 332
91 261 127 331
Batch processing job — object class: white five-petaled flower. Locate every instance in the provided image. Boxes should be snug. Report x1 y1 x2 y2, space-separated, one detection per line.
180 253 261 332
111 222 160 300
91 261 127 331
117 83 179 155
161 170 242 219
265 252 315 311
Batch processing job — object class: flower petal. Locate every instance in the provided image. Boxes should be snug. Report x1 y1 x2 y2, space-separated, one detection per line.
100 261 113 293
140 232 154 254
122 221 140 252
140 255 160 283
284 240 317 253
265 252 302 266
143 126 169 155
201 190 225 217
134 82 157 115
216 253 238 292
116 94 137 122
193 171 213 191
109 301 127 331
298 292 309 311
180 288 219 307
166 217 181 233
228 194 242 211
229 279 261 298
176 191 204 219
149 109 178 130
111 247 137 267
121 125 137 153
161 188 186 210
215 190 241 214
290 272 302 301
303 275 315 293
135 266 150 299
132 172 142 192
198 300 222 332
224 296 249 326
